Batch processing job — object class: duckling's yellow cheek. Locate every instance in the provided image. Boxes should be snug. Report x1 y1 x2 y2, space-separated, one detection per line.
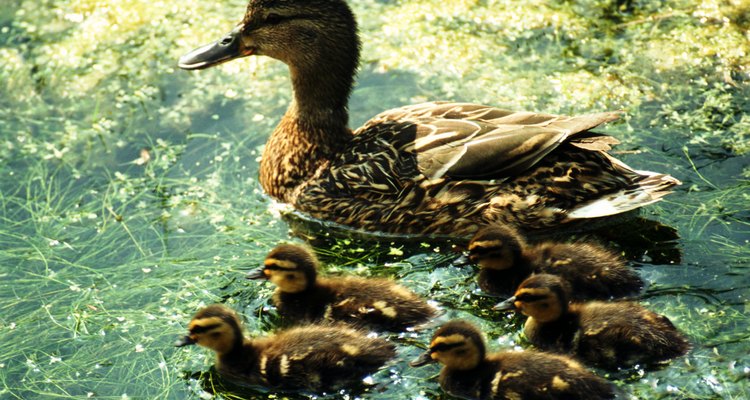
552 376 570 391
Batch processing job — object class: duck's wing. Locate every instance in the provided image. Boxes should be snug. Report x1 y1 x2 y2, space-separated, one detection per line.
361 101 621 181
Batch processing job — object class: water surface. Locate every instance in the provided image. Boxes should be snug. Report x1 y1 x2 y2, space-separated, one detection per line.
1 0 748 399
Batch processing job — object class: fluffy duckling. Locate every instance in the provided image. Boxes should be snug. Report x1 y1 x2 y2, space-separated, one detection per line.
248 244 437 331
468 225 642 299
495 274 690 369
410 320 614 400
176 304 395 391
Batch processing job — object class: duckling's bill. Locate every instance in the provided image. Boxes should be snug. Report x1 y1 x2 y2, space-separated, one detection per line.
409 350 436 367
178 24 253 70
175 335 197 347
246 266 268 280
493 296 517 311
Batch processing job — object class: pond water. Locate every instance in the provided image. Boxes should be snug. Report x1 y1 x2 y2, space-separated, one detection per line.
1 0 748 399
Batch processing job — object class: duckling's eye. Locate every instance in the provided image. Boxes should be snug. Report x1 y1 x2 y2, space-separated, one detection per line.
210 332 221 338
265 13 283 25
285 274 295 280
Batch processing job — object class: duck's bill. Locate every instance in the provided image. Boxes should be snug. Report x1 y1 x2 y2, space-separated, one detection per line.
178 25 253 70
493 296 517 311
409 350 436 367
175 335 197 347
451 254 472 267
246 267 267 280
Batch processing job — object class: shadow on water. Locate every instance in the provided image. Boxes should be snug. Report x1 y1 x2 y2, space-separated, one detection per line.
284 209 683 265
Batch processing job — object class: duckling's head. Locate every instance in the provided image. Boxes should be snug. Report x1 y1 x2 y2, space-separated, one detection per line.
493 274 569 322
178 0 360 96
176 304 244 356
468 225 526 271
410 320 485 371
248 244 318 293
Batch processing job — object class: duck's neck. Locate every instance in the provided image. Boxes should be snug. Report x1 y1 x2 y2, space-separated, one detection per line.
259 60 357 203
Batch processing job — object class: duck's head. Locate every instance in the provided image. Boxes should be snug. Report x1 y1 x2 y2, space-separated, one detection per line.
178 0 360 75
493 274 569 322
410 320 485 371
247 244 318 293
468 225 526 271
175 304 244 355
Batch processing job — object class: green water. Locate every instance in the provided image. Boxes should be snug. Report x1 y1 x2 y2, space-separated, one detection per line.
1 0 748 399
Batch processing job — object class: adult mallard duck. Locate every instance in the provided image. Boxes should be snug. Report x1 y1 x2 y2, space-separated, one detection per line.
176 304 395 391
409 320 614 400
468 225 643 298
247 244 438 331
494 274 690 370
178 0 680 237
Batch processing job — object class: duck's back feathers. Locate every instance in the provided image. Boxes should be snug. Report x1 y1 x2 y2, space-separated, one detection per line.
434 349 614 400
471 351 614 400
300 102 678 235
319 276 437 330
253 324 395 390
570 302 691 369
276 276 436 331
530 242 644 300
361 102 622 181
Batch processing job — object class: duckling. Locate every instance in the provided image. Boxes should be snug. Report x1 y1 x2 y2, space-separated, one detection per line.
410 320 614 400
247 244 438 331
176 304 395 391
178 0 679 237
469 225 643 299
495 274 690 369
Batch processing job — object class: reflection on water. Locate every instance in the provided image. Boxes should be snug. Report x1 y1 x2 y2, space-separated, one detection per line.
0 0 748 399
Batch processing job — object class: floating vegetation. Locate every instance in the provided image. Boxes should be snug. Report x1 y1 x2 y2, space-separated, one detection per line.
1 0 748 399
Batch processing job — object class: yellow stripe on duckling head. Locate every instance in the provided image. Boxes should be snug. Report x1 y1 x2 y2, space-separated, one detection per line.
264 258 298 269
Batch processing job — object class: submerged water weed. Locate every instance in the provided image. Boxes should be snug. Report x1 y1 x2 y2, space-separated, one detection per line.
1 0 749 398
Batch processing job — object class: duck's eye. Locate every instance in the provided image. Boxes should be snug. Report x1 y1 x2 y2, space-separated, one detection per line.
210 332 221 338
265 13 283 25
285 274 295 280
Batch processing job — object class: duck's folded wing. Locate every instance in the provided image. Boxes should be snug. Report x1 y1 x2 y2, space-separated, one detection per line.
367 102 621 181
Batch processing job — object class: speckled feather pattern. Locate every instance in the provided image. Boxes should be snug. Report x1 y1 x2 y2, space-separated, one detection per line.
471 225 643 299
514 275 691 369
528 241 644 299
282 102 679 236
423 320 614 400
275 275 437 331
186 306 395 391
440 352 614 400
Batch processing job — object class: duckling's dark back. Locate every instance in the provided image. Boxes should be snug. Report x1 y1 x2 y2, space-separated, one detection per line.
530 241 643 300
477 351 614 400
257 324 395 390
316 276 437 330
570 301 691 369
260 244 437 331
423 320 614 400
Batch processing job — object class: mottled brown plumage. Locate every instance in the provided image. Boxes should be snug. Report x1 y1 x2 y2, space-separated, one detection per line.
469 225 643 299
495 274 690 370
176 304 395 391
178 0 680 236
248 244 437 331
410 320 614 400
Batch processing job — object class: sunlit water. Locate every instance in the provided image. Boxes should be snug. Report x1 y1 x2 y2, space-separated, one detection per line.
1 0 748 399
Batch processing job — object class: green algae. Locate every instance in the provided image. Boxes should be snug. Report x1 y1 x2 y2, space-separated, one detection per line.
1 0 749 399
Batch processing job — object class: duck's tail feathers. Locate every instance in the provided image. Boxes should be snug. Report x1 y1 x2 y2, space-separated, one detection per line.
567 164 681 220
